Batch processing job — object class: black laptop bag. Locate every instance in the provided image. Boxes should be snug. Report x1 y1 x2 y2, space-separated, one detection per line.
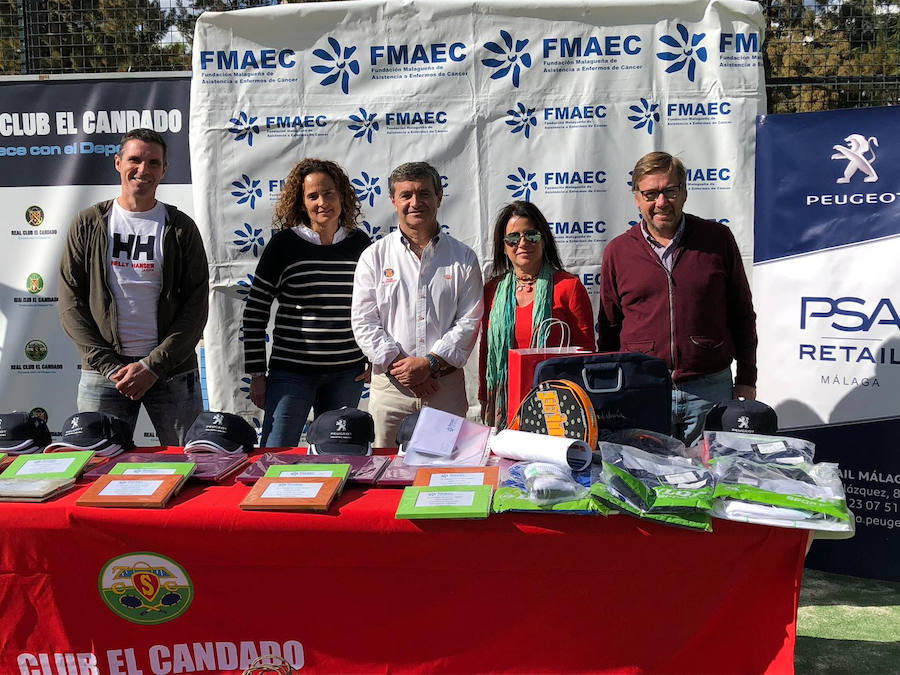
533 352 672 434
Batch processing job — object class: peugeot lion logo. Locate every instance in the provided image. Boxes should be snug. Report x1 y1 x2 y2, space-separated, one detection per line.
213 413 225 425
336 420 347 432
831 134 879 184
737 415 750 430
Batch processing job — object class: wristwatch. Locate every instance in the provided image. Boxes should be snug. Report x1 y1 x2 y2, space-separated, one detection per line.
426 353 442 378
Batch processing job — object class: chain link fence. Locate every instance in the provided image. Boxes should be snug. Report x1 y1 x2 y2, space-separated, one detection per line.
0 0 898 113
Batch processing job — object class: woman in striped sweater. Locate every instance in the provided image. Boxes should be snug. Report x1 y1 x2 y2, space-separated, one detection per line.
242 159 371 447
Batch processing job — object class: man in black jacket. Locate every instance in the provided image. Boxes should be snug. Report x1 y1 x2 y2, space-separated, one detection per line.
59 128 208 445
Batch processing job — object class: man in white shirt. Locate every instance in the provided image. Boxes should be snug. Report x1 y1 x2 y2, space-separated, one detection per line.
351 162 484 447
59 128 208 445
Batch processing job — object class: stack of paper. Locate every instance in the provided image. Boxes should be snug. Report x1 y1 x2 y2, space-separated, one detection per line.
402 408 492 467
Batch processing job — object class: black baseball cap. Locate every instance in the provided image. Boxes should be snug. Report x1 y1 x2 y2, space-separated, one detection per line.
184 411 257 455
0 412 52 454
44 412 134 457
307 407 374 456
395 410 420 453
703 398 778 435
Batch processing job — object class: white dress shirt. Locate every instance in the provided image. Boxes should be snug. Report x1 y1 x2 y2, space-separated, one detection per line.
292 224 351 245
351 229 484 374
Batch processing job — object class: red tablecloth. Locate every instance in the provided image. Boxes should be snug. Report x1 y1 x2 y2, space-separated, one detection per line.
0 451 806 674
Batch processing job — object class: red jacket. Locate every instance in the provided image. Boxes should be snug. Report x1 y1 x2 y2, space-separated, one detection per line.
597 214 757 386
478 270 595 402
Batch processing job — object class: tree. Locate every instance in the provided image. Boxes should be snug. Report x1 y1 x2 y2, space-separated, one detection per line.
763 0 900 113
169 0 284 49
0 0 187 75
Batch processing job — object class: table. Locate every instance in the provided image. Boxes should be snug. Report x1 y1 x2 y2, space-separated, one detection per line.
0 451 807 674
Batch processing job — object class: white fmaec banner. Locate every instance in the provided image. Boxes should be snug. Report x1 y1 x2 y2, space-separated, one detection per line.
189 0 765 420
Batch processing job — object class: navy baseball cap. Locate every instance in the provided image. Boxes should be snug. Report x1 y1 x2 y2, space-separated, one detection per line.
308 407 374 456
704 398 778 435
184 411 257 455
44 412 134 457
0 412 52 454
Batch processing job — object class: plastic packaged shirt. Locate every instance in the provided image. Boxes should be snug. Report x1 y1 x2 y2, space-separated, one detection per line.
598 441 714 513
710 456 854 533
600 428 690 458
703 430 815 465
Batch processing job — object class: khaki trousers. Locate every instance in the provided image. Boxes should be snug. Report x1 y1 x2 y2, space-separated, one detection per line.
369 369 468 448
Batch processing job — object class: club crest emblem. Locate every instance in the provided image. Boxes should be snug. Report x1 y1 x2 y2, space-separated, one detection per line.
99 552 193 625
25 205 44 227
26 273 44 295
831 134 879 184
24 339 48 362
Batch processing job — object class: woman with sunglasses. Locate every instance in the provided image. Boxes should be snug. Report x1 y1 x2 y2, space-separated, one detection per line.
479 200 595 428
242 158 371 447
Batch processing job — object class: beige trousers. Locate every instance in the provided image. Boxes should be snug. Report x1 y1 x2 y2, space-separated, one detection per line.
369 369 468 448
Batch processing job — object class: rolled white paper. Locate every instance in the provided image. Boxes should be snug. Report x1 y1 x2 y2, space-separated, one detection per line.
489 429 592 471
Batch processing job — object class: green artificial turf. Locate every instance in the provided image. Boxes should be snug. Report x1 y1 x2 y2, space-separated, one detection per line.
795 569 900 674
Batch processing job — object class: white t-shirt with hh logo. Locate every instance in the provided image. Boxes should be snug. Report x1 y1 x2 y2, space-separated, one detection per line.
107 200 165 357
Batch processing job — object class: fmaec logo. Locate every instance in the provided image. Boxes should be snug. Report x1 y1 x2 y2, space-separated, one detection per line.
482 30 532 88
831 134 879 184
25 205 44 227
353 171 382 207
99 552 193 625
228 112 259 147
507 103 537 139
627 98 660 135
312 37 360 95
506 167 538 201
657 24 707 82
349 107 379 143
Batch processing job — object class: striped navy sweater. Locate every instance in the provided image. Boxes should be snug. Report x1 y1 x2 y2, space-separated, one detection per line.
242 228 370 375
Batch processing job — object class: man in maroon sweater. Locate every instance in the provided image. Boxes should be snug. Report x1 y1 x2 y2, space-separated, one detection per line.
597 151 757 445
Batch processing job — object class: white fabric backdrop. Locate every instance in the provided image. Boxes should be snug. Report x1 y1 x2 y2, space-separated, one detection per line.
189 0 765 425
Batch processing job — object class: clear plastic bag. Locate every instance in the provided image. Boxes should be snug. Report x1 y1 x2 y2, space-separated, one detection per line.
522 461 589 506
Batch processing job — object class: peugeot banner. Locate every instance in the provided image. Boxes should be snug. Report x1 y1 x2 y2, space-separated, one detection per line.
755 105 900 580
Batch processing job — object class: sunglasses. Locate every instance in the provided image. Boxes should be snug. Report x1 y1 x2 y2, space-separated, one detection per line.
503 230 543 246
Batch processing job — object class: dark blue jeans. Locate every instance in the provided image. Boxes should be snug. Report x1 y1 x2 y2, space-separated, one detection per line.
671 367 733 446
261 367 364 447
77 368 203 446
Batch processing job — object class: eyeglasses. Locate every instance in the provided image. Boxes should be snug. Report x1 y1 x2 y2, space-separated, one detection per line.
503 230 543 246
637 185 683 202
